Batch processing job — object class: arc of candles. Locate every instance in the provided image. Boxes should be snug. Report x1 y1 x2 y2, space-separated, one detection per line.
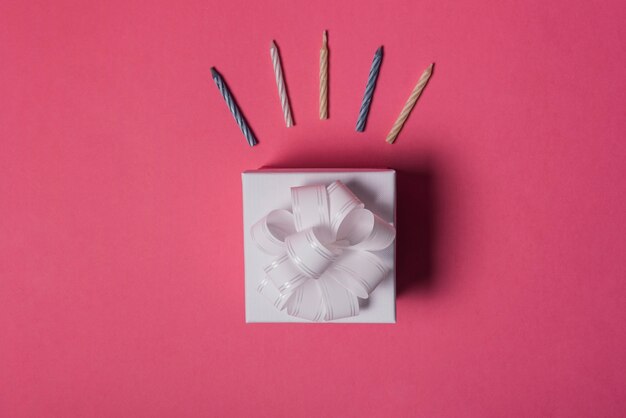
386 63 434 144
210 67 258 147
319 30 329 120
270 41 294 128
356 46 383 132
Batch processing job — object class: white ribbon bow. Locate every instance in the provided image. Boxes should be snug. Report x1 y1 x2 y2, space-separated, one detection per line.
251 180 396 321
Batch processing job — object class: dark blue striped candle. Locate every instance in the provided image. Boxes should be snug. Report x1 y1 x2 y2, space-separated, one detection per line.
355 46 383 132
210 67 258 147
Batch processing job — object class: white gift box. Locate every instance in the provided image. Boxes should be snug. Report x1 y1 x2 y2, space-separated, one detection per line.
242 169 396 323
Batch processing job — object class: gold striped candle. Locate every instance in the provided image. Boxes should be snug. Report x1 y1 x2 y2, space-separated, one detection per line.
386 63 434 144
319 30 328 120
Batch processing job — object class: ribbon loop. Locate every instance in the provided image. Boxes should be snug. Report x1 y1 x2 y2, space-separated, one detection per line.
264 253 308 294
291 184 330 232
251 209 296 255
327 250 390 299
351 212 397 251
258 276 293 310
284 227 340 278
286 280 325 321
251 180 395 321
327 180 365 233
318 274 359 320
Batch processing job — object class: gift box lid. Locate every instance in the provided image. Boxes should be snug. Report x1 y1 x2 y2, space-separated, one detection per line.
242 169 396 323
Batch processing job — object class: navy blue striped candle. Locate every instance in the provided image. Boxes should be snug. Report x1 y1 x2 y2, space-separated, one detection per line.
355 46 383 132
210 67 258 147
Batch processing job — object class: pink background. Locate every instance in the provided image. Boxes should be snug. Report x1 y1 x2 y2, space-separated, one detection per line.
1 0 625 416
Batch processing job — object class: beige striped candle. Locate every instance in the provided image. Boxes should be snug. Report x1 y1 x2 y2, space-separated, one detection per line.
270 41 294 127
386 63 434 144
319 30 328 120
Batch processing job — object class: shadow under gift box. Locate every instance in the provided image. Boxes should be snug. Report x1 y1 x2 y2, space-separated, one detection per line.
242 169 396 323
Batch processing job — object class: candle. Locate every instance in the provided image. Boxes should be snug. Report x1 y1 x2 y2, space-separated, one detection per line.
356 46 383 132
319 30 328 120
270 41 294 127
386 63 434 144
210 67 258 147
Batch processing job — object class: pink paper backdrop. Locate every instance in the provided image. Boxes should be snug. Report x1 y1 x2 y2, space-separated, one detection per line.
1 0 625 416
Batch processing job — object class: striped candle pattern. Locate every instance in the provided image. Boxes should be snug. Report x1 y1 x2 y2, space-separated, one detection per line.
319 30 328 120
270 41 294 127
210 67 258 147
356 46 383 132
385 63 434 144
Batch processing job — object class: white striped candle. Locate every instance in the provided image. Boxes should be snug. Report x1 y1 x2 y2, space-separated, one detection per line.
270 41 294 127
